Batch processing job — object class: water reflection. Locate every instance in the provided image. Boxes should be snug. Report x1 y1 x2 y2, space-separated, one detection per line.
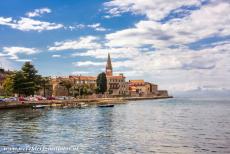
94 107 115 153
0 99 230 153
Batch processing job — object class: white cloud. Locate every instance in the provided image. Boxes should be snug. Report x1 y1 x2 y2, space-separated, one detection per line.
15 59 32 62
48 36 102 51
52 54 61 58
106 2 230 48
0 17 63 32
87 23 107 31
71 71 90 75
104 0 203 20
65 24 85 31
65 23 107 31
72 47 141 59
1 47 38 61
0 57 13 70
73 61 105 67
26 8 51 17
0 17 12 25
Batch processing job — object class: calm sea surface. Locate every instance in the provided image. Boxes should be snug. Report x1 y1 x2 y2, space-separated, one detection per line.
0 98 230 154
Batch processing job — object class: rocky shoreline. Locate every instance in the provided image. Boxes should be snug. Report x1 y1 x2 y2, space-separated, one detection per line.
0 96 173 110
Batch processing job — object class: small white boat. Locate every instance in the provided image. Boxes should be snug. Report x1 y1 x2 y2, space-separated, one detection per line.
32 105 47 109
78 103 88 108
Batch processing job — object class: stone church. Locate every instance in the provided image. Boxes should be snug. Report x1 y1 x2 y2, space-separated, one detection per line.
51 53 129 96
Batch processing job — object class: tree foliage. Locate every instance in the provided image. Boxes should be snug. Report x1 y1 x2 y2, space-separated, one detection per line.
59 80 73 96
96 72 107 94
3 75 14 96
2 62 41 96
11 71 25 96
71 83 94 98
21 62 40 96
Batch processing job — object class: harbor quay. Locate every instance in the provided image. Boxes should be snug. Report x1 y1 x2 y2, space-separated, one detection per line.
0 96 173 110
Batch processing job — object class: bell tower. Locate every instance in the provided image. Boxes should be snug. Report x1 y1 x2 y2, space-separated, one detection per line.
106 53 113 76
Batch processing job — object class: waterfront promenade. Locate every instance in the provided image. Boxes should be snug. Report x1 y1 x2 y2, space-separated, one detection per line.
0 96 172 110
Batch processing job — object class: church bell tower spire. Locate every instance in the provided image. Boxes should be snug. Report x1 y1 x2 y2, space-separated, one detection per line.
106 53 113 76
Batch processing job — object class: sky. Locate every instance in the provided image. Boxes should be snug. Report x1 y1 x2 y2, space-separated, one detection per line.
0 0 230 95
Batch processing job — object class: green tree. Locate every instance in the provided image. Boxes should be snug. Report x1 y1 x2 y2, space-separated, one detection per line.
21 62 40 96
71 84 94 98
96 72 107 94
2 62 43 97
11 71 25 96
81 84 93 96
2 75 14 96
59 80 72 96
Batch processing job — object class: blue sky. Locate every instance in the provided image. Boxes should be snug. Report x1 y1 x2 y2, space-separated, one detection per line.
0 0 230 94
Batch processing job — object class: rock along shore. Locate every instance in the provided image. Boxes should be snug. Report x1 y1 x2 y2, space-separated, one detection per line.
0 96 173 110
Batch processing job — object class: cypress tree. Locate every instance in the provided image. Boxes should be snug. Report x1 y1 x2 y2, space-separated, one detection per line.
96 72 107 94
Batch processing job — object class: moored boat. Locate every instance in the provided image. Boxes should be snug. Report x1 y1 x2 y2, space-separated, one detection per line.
78 103 88 108
32 105 47 109
98 104 114 108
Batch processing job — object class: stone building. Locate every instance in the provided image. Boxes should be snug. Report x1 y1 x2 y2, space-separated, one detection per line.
52 77 69 96
146 82 158 95
52 75 97 96
105 53 129 96
157 90 169 97
129 80 155 97
128 80 168 97
69 75 97 88
106 74 129 96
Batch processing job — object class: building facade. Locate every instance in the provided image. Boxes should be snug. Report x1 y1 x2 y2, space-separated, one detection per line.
105 53 129 96
52 76 97 96
129 80 168 97
107 75 129 96
129 80 153 97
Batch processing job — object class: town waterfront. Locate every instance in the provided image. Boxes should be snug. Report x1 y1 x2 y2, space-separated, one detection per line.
0 98 229 153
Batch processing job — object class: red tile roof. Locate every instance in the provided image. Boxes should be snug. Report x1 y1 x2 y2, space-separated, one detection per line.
107 75 125 79
69 75 96 80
